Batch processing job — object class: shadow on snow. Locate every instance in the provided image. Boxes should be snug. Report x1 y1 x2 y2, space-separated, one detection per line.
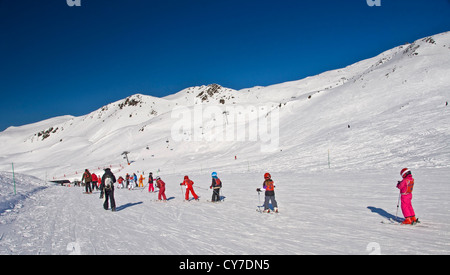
367 206 403 222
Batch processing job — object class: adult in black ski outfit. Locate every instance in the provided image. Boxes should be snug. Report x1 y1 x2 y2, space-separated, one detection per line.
101 168 116 212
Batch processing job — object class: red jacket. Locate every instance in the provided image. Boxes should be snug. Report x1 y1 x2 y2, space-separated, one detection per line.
181 176 194 187
156 179 165 189
263 179 275 196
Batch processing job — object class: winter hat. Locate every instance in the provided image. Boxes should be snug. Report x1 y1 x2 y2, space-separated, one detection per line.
400 168 411 178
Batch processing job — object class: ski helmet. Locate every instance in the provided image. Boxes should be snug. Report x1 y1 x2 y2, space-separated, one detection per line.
211 172 217 178
264 173 271 179
400 168 410 178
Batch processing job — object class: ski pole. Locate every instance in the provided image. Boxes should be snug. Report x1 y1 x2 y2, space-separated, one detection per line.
257 190 262 213
141 183 148 192
395 193 401 221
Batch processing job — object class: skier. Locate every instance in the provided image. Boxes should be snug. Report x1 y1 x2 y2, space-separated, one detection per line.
128 175 135 190
125 173 130 189
155 176 167 201
97 174 102 190
257 173 278 213
101 168 116 212
133 173 138 187
210 172 222 202
180 175 199 201
117 176 124 189
91 173 99 191
397 168 418 225
148 172 154 192
81 169 92 194
138 174 144 187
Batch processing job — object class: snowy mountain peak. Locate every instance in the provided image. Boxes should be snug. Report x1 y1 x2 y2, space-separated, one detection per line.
1 32 449 180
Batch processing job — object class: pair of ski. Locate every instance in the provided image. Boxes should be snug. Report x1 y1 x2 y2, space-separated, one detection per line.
381 218 423 226
256 206 279 214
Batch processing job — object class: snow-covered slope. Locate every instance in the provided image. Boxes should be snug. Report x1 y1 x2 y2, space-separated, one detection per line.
1 168 449 255
0 32 449 181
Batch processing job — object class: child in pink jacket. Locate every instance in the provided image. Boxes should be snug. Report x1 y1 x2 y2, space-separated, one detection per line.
397 168 418 225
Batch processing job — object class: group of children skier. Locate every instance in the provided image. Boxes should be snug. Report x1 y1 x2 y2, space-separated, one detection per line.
81 170 227 209
81 166 418 223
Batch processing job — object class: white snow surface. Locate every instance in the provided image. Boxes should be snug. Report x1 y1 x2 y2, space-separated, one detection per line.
1 32 450 254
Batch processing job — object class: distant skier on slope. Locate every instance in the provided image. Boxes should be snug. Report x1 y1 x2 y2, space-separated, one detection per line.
128 174 135 190
397 168 418 225
91 173 99 191
117 176 124 189
138 174 144 187
133 173 138 187
102 168 116 212
81 169 92 194
210 172 222 202
156 176 167 201
256 173 278 213
148 172 154 192
180 175 199 201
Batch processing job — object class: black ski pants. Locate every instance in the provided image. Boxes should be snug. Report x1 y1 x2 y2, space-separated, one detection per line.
211 188 221 202
103 188 116 211
85 181 92 193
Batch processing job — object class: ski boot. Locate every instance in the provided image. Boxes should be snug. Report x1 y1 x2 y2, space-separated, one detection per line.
411 216 420 225
401 217 413 225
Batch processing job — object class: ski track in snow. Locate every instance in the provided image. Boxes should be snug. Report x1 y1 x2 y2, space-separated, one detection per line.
1 169 449 255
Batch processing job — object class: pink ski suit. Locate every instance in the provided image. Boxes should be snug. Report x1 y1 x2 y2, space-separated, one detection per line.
397 174 415 218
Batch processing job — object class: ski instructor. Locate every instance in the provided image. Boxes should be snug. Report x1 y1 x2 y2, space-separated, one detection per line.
102 168 117 212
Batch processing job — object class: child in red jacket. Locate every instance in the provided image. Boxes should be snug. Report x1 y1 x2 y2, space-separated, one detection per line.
156 176 167 201
180 175 199 201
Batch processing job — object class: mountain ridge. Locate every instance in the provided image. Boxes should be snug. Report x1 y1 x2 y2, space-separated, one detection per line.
1 31 449 180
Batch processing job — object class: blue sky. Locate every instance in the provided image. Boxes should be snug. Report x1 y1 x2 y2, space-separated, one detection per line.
0 0 449 131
